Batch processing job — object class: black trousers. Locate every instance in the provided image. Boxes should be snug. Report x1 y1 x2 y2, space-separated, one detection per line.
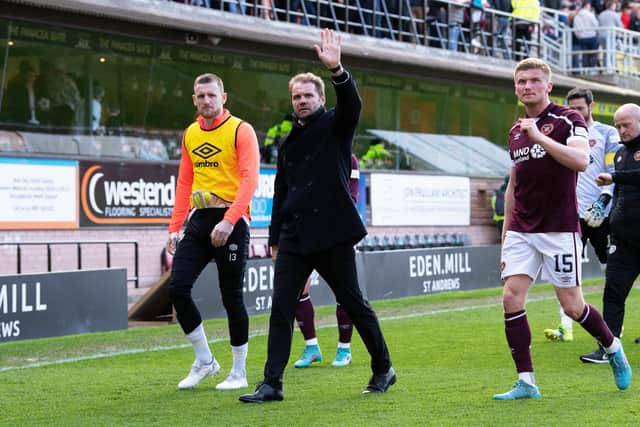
263 241 391 388
580 218 610 264
602 238 640 337
168 208 250 346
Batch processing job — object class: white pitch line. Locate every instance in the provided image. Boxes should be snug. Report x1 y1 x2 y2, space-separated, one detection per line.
0 292 575 373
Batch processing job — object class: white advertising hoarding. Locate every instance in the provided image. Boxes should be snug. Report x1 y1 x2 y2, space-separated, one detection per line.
0 158 78 229
370 173 470 226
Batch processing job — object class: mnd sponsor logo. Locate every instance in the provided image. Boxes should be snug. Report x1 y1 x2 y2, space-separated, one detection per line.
80 164 176 225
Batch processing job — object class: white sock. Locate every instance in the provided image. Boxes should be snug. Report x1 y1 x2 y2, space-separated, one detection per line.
186 323 213 365
305 338 318 346
231 343 248 376
337 342 351 350
560 307 573 330
605 337 621 354
518 372 536 386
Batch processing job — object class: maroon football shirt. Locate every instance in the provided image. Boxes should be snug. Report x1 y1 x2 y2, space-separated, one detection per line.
508 102 588 233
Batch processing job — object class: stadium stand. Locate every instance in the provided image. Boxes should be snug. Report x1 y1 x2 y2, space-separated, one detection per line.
167 0 640 86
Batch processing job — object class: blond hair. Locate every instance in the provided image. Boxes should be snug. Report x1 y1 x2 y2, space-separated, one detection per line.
514 58 552 80
288 72 325 97
193 73 224 93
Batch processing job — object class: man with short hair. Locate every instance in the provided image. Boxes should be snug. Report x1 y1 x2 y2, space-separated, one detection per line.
582 103 640 360
167 72 260 391
494 58 631 400
543 87 620 347
239 29 394 403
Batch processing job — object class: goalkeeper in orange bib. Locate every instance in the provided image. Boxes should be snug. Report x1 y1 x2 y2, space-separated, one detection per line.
166 73 260 391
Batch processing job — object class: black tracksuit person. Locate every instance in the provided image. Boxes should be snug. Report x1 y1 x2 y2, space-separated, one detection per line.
239 29 395 403
581 103 640 360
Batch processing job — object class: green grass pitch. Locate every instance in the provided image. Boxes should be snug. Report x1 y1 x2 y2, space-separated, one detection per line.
1 280 638 426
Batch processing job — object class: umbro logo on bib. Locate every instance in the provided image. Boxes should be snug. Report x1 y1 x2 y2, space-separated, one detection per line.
192 142 222 159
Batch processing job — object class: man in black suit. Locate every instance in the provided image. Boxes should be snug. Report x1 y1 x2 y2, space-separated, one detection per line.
239 29 395 403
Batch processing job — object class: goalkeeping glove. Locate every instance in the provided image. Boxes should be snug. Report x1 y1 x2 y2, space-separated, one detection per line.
583 194 612 227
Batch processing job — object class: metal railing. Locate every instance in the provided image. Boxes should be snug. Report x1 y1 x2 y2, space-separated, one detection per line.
544 22 640 78
172 1 640 84
170 0 541 61
1 240 140 288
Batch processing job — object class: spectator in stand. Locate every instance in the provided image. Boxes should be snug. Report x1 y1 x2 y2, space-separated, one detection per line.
227 0 247 14
289 0 317 25
428 1 448 48
591 0 605 14
598 0 623 68
629 4 640 31
491 0 513 59
573 1 600 69
91 85 105 134
360 0 383 37
45 60 82 128
511 0 541 60
409 0 429 43
448 0 467 51
320 0 347 32
558 2 571 26
620 1 633 29
3 60 39 126
544 0 562 9
469 0 488 51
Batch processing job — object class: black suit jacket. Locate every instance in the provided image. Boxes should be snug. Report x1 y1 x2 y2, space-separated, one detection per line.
268 70 367 254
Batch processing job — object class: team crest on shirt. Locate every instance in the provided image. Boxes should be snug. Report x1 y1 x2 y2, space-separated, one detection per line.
540 123 554 135
634 150 640 161
530 144 547 159
589 139 597 148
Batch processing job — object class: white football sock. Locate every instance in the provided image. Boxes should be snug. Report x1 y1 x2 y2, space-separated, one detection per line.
560 307 573 331
605 337 621 354
231 343 248 376
305 338 318 346
186 323 213 365
337 342 351 349
518 372 536 386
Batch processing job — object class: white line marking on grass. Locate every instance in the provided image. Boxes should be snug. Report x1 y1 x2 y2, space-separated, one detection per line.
0 292 583 373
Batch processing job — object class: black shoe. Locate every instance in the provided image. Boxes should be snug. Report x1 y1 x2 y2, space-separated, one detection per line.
238 383 283 403
635 337 640 344
362 367 396 394
579 347 609 364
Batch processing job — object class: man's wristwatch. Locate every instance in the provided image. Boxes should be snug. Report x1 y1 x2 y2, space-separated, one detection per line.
329 63 344 76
